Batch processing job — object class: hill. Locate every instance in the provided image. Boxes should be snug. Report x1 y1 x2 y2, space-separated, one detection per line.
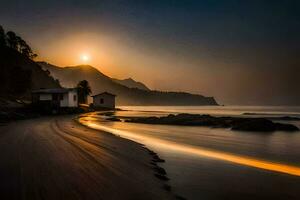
0 46 60 100
38 62 218 106
112 78 150 91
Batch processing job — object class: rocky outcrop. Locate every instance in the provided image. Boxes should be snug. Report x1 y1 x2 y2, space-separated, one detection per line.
126 113 299 132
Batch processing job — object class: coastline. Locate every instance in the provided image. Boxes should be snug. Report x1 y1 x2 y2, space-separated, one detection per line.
0 115 178 199
79 109 300 199
76 114 186 200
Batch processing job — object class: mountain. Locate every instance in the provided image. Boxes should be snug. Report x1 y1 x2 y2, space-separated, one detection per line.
0 46 60 100
38 62 218 106
112 78 150 91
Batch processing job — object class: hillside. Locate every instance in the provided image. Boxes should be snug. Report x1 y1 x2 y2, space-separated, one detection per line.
38 62 218 106
0 46 60 100
112 78 150 91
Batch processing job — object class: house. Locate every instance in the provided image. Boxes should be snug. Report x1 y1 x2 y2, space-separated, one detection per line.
32 88 78 108
92 92 116 109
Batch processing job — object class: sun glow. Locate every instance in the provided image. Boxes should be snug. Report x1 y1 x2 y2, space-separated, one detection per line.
80 54 90 62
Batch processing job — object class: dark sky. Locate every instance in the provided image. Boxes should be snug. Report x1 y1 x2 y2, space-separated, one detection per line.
1 0 299 105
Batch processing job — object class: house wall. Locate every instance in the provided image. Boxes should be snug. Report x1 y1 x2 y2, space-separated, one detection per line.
68 90 78 107
38 92 77 107
60 93 69 107
93 94 115 109
33 89 78 108
59 90 78 107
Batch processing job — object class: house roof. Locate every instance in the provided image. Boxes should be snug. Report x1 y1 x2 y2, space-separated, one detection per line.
32 88 76 94
91 92 116 97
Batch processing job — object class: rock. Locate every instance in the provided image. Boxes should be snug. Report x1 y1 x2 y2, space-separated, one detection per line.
107 117 121 122
127 114 299 132
275 123 299 131
231 118 276 132
154 173 169 181
153 166 167 175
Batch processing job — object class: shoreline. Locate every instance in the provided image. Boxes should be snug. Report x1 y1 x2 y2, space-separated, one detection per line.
75 115 186 200
80 110 300 199
0 115 179 199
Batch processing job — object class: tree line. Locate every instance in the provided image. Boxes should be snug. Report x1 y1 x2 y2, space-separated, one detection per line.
0 25 37 59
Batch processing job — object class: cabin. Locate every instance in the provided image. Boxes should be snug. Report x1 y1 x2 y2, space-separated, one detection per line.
32 88 78 109
92 92 116 109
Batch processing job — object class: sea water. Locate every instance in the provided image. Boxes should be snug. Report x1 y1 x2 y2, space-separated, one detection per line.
80 106 300 200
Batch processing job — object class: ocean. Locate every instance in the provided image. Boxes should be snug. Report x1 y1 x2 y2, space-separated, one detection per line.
79 106 300 200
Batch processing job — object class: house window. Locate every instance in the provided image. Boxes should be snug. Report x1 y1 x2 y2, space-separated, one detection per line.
73 95 77 101
100 98 104 104
60 94 64 100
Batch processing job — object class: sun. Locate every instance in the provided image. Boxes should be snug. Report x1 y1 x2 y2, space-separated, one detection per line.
80 54 90 62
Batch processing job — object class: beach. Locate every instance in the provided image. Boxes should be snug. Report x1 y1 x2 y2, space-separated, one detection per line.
0 115 174 200
1 106 300 200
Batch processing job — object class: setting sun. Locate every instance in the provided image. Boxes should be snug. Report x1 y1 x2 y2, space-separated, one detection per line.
80 54 90 62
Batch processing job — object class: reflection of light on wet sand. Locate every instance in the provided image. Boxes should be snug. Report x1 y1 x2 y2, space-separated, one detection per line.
79 118 300 177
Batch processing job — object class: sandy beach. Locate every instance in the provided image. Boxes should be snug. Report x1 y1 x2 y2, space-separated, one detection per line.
0 115 174 200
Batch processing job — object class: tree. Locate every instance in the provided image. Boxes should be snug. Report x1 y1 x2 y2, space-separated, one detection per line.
5 29 38 59
15 36 35 59
18 37 37 59
76 80 92 104
0 25 6 46
6 31 18 50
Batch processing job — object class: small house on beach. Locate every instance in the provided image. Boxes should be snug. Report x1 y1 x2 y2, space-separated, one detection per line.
92 92 116 109
32 88 78 109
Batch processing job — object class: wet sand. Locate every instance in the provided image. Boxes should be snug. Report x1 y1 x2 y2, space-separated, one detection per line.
0 115 174 200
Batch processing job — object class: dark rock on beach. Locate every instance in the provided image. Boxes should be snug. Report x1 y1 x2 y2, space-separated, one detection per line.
153 166 167 175
155 173 170 181
126 113 299 132
243 113 300 121
231 118 290 132
275 123 300 131
106 117 121 122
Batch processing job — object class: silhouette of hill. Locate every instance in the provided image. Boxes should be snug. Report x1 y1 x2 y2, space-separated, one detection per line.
112 78 150 91
38 62 218 106
0 46 60 100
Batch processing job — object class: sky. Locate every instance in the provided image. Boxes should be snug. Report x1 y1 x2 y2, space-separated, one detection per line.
0 0 299 105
